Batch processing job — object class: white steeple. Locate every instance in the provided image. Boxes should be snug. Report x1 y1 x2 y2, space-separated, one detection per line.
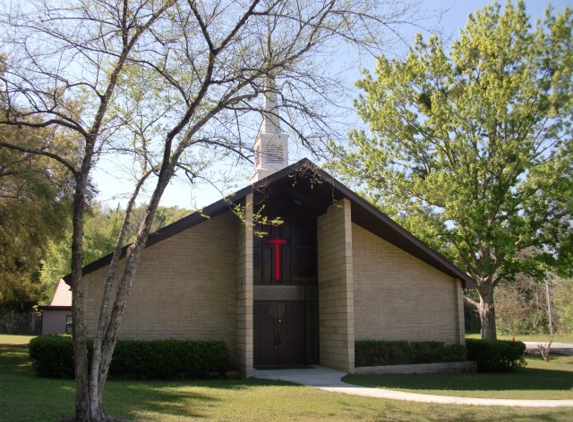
250 77 289 183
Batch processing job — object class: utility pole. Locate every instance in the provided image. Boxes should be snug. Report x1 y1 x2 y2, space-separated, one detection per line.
545 276 554 337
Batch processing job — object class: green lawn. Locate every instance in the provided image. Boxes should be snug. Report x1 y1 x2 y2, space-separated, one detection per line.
1 344 573 422
344 354 573 400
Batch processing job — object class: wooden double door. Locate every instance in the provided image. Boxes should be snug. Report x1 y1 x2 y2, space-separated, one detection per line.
254 301 306 366
252 197 319 367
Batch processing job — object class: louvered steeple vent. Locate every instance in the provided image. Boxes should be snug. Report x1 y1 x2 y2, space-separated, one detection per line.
250 77 289 183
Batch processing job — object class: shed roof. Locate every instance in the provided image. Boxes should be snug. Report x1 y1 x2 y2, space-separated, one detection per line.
67 158 475 289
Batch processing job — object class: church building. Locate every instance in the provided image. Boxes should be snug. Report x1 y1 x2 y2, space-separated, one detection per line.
76 85 474 377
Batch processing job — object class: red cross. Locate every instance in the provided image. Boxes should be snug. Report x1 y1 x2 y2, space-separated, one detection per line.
268 236 287 281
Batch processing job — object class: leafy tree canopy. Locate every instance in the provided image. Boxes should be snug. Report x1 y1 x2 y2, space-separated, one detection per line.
0 119 73 310
328 0 573 338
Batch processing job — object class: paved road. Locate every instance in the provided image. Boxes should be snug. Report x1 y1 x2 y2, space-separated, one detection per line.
524 342 573 355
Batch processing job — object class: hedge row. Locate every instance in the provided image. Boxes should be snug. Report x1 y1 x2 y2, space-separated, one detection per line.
355 339 527 373
31 336 526 378
29 335 232 379
465 338 526 373
355 340 467 367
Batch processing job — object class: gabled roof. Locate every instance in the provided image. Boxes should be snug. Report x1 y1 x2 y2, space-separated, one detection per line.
39 278 72 310
67 158 475 289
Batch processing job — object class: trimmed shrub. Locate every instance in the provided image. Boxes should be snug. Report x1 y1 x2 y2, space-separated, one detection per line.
29 335 74 379
465 338 526 373
355 340 467 367
29 336 232 379
110 339 232 379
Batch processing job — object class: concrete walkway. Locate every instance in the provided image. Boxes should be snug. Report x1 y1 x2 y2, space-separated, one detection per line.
253 365 573 407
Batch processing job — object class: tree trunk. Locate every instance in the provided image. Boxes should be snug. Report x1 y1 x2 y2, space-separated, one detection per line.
88 178 147 422
86 165 175 421
478 287 497 340
70 171 91 422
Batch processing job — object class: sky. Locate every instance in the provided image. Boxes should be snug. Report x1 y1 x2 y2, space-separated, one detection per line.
93 0 572 212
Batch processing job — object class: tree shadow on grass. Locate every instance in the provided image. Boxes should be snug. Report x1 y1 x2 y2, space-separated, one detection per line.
105 382 219 420
104 377 294 420
0 344 33 374
347 368 572 389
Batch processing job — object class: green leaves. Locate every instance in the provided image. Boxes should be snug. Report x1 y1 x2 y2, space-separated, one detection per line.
0 123 73 311
329 1 573 337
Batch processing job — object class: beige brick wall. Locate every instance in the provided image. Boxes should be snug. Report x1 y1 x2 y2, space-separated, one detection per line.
235 194 254 377
353 223 463 344
83 211 238 349
317 199 355 372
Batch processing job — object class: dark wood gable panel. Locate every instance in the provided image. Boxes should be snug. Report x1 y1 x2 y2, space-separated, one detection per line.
253 197 318 286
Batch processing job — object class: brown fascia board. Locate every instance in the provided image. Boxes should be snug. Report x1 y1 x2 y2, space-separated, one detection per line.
63 158 475 289
37 305 72 311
